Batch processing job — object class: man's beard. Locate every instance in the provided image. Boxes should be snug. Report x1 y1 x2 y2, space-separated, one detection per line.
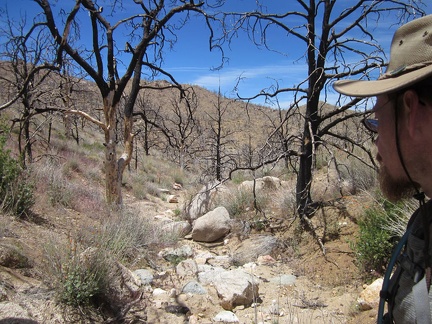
379 165 417 202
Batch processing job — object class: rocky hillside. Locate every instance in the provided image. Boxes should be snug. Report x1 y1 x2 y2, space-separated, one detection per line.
0 64 381 323
0 128 380 323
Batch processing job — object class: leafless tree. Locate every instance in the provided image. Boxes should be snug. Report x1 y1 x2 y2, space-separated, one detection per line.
34 0 223 205
0 9 58 166
135 86 202 170
221 1 426 232
134 94 160 158
201 87 238 181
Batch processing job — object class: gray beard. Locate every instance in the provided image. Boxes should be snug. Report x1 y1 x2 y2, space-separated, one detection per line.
379 165 417 202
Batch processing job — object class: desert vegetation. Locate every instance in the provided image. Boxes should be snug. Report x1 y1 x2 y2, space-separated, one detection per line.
0 1 428 323
0 79 418 322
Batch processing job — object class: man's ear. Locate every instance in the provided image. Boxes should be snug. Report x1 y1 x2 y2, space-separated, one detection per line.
402 90 422 138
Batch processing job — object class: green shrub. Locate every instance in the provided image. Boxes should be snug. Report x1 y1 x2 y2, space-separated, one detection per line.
45 208 180 308
354 206 394 274
216 187 268 218
173 171 185 186
60 260 103 307
0 133 34 217
44 238 109 307
82 210 179 263
48 178 75 208
231 171 249 185
353 196 412 275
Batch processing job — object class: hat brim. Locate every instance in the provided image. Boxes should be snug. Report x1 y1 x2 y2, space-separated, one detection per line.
333 64 432 97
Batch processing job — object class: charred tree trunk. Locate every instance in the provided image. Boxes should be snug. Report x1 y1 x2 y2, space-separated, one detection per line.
103 92 122 205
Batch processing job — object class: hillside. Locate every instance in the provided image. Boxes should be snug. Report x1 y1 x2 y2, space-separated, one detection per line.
0 137 378 323
0 67 382 323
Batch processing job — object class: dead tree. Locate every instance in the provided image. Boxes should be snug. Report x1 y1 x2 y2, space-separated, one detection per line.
34 0 223 205
0 10 58 166
135 86 202 171
219 0 426 253
202 87 238 181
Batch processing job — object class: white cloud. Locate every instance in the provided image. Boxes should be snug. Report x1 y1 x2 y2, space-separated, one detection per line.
189 63 308 90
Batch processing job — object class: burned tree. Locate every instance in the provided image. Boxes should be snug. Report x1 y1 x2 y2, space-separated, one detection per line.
222 1 425 222
34 0 223 205
0 10 58 166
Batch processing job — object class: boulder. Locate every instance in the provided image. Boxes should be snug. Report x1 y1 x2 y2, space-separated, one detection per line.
232 235 280 266
239 176 282 193
106 261 142 299
0 244 32 269
191 206 231 242
161 221 191 238
211 269 259 310
358 278 383 311
184 180 227 221
197 265 226 285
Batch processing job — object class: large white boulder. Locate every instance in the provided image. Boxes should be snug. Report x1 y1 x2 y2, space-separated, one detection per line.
191 206 231 242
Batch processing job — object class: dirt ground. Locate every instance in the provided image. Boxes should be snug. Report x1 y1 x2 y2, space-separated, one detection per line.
0 188 381 323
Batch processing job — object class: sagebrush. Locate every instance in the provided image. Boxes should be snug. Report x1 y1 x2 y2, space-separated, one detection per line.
0 130 34 217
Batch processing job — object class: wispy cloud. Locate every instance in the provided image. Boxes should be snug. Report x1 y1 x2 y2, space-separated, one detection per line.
185 63 309 93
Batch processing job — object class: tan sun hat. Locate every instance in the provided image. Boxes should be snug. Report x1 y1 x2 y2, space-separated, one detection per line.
333 14 432 97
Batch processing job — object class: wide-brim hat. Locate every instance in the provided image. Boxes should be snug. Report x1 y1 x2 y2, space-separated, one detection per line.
333 14 432 97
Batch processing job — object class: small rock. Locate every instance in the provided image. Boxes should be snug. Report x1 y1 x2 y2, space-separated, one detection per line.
358 278 383 311
270 274 297 286
173 183 183 190
176 259 198 277
207 255 233 268
211 269 259 310
160 245 194 262
182 280 207 295
213 310 239 323
167 195 179 203
152 288 167 296
194 251 215 265
133 269 154 285
165 304 190 314
257 255 277 265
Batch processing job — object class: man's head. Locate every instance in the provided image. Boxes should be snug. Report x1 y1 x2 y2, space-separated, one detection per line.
333 15 432 201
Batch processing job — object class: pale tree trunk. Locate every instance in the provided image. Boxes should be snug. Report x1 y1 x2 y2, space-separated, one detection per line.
179 145 186 171
102 93 119 205
104 127 121 205
117 115 135 202
103 94 135 206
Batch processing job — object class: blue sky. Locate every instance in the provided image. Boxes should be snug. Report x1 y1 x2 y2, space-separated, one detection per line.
3 1 432 107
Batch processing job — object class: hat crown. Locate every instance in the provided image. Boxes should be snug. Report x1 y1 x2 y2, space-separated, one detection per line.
333 15 432 97
387 15 432 75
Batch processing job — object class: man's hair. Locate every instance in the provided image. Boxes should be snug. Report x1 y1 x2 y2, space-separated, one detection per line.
387 75 432 115
410 76 432 104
